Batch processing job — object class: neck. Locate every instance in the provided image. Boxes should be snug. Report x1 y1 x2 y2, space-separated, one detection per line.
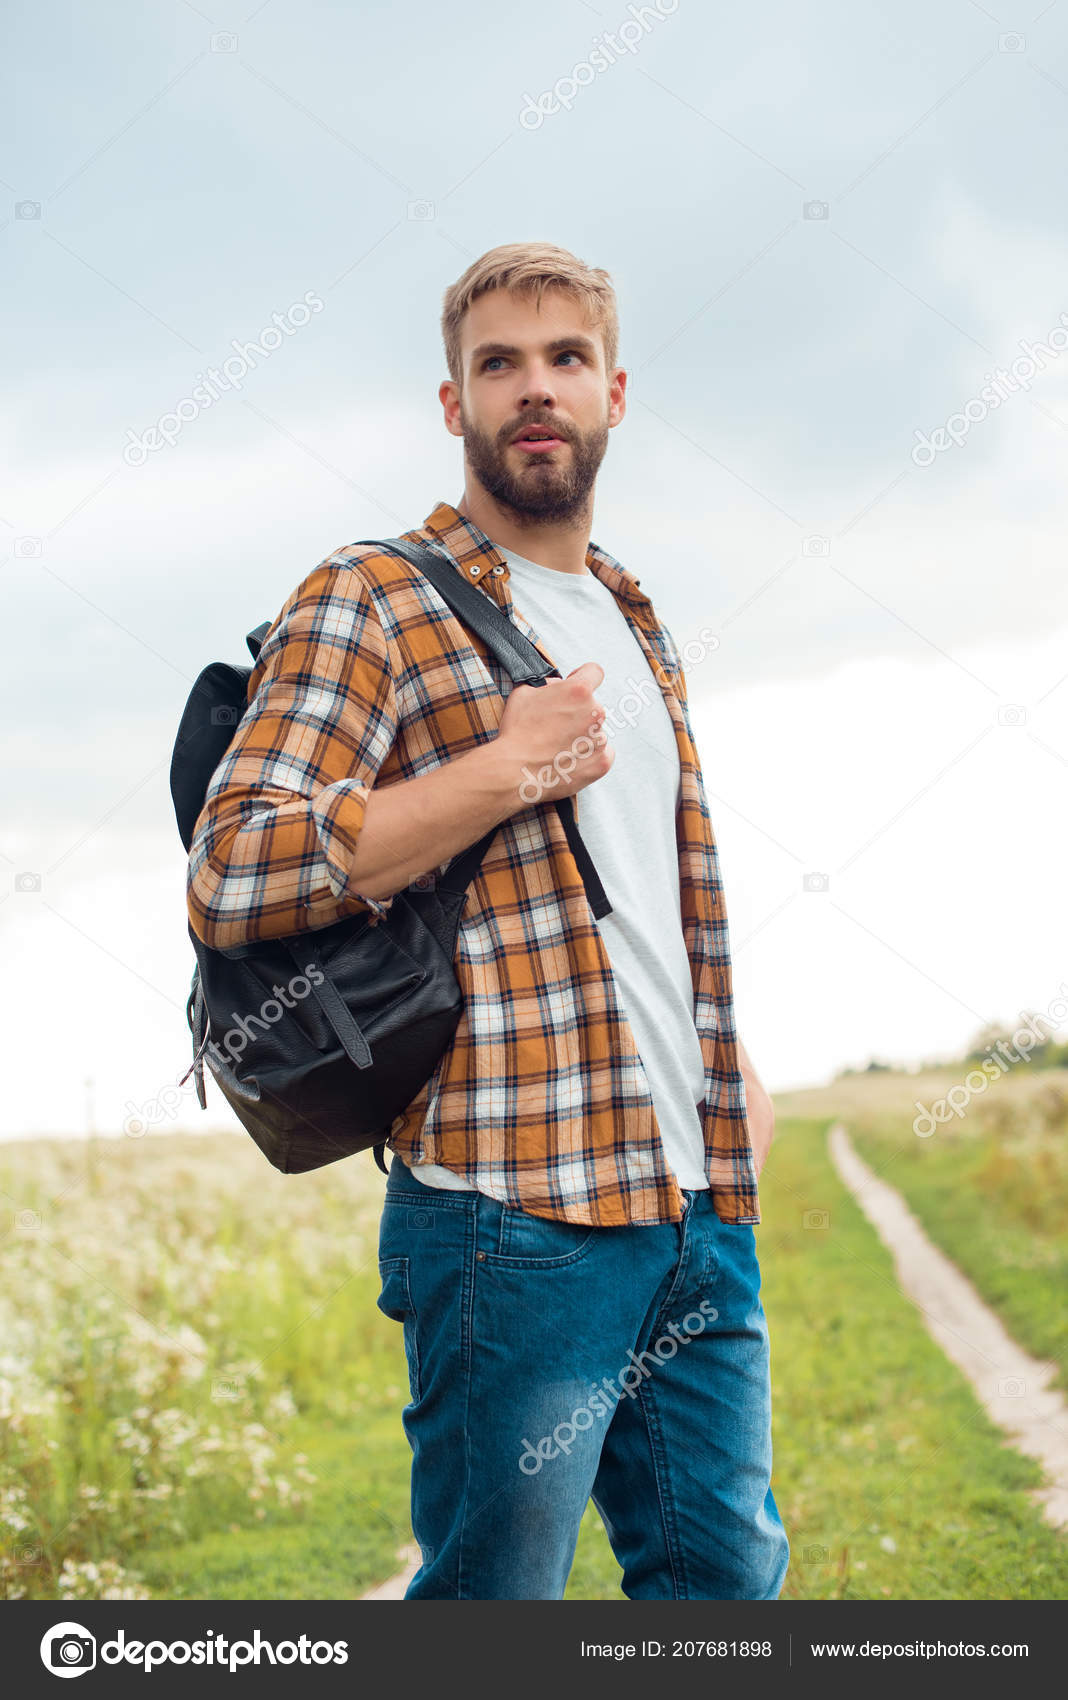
456 483 592 575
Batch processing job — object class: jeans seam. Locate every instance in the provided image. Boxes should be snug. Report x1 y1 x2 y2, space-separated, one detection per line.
643 1211 691 1344
456 1204 475 1601
633 1378 688 1600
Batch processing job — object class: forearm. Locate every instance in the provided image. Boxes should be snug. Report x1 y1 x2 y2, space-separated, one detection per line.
736 1037 758 1082
345 737 525 903
188 735 525 949
736 1037 776 1176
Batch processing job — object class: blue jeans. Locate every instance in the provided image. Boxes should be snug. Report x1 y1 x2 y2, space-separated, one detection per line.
376 1156 790 1600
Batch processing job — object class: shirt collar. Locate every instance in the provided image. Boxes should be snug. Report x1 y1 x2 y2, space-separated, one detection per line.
418 499 653 612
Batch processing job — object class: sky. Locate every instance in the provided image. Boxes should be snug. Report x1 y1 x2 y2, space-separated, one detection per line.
3 0 1067 1138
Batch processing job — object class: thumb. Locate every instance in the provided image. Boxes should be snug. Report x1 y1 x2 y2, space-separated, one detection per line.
564 661 605 690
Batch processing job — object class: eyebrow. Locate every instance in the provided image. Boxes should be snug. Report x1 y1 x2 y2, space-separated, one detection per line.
468 334 599 366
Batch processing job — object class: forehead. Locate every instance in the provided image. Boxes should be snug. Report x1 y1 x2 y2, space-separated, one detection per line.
460 285 602 365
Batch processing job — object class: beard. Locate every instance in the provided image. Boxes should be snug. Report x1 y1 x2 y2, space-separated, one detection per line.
458 404 610 526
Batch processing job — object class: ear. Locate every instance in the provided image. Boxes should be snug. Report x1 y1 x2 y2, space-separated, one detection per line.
607 365 627 429
439 376 464 439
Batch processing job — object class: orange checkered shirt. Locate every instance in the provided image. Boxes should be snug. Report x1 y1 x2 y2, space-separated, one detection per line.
186 500 759 1227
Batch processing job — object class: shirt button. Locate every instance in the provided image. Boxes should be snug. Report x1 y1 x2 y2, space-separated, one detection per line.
492 565 505 576
469 565 480 576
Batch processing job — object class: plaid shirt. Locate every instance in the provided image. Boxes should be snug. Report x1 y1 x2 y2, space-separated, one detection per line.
186 500 759 1227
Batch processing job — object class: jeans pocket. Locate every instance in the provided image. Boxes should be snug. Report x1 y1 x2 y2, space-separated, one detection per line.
377 1256 421 1401
487 1203 598 1268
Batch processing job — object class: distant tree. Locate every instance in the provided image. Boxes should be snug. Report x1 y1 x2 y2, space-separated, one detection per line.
964 1014 1064 1069
964 1021 1010 1064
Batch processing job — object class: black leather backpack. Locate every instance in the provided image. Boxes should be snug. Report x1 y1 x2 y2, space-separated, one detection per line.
170 538 610 1177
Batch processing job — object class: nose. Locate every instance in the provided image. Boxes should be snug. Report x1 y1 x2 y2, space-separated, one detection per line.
517 361 559 410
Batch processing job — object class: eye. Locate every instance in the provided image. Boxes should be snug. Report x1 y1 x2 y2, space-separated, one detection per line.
479 350 585 372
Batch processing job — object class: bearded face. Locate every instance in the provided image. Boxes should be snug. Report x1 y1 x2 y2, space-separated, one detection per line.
457 400 611 526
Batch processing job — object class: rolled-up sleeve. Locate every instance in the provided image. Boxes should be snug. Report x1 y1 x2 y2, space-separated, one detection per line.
186 561 399 950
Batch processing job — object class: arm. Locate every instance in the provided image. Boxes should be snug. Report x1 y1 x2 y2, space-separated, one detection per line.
341 739 527 904
666 642 776 1180
186 561 518 951
737 1037 776 1178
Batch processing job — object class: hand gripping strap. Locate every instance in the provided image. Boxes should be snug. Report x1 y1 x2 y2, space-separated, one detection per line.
366 538 611 921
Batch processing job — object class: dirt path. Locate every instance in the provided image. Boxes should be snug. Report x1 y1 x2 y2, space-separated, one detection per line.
827 1121 1068 1530
359 1542 421 1600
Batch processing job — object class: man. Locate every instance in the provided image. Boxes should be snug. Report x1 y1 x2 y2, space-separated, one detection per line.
187 241 790 1601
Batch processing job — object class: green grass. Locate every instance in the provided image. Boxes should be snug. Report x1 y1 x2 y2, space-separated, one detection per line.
4 1117 1065 1602
137 1408 412 1600
0 1133 408 1600
845 1105 1068 1397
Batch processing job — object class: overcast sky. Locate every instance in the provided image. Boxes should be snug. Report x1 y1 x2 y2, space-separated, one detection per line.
4 0 1067 1138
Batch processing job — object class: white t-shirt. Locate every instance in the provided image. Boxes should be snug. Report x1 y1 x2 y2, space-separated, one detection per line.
405 543 710 1193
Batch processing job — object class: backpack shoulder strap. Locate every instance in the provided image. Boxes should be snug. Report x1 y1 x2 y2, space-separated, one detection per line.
362 537 611 920
355 536 557 688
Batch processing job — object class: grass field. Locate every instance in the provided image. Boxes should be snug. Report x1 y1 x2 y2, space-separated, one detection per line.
1 1072 1065 1601
775 1065 1068 1395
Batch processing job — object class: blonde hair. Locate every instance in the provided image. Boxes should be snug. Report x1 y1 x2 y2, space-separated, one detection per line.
441 241 620 386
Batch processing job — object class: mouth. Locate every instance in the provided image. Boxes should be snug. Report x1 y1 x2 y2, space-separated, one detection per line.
510 428 568 454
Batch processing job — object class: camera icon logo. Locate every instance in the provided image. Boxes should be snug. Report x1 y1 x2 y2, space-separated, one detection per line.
801 535 829 557
803 200 829 220
802 1544 829 1562
15 536 43 557
15 871 42 893
40 1621 97 1677
996 704 1026 727
802 872 829 893
15 200 42 220
998 32 1025 52
407 200 435 220
998 1376 1025 1397
210 31 238 51
211 1377 245 1402
210 704 239 727
803 1208 830 1230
